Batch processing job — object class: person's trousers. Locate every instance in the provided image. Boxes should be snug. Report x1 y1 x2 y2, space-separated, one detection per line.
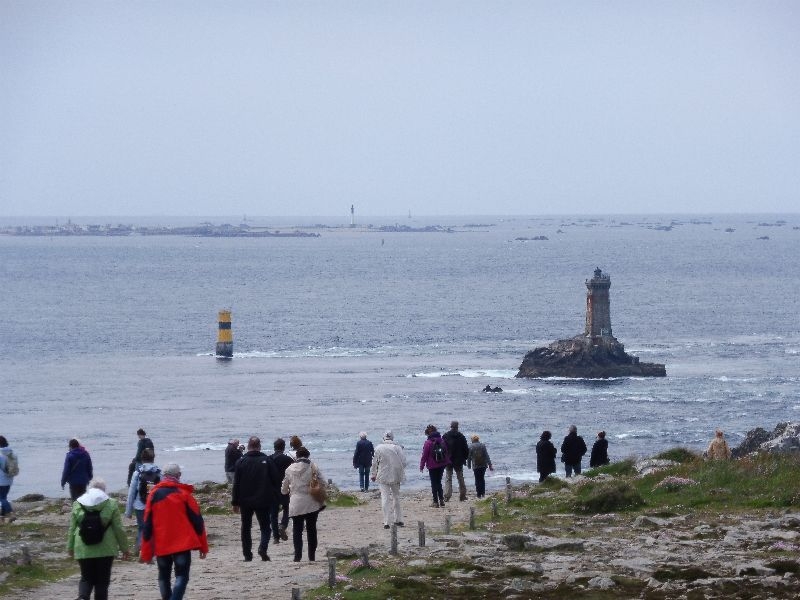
77 555 114 600
444 465 467 500
358 466 370 490
428 466 445 504
473 467 487 497
270 493 290 537
240 506 271 559
157 550 192 600
379 482 402 525
0 485 11 515
291 509 320 561
134 508 145 553
564 462 582 477
69 483 87 501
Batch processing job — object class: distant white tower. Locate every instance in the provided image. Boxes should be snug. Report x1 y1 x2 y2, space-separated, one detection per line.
350 204 355 228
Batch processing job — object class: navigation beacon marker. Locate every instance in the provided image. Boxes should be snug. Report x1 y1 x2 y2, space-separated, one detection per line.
215 310 233 359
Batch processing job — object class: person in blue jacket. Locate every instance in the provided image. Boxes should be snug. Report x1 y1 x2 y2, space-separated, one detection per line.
352 432 374 492
62 438 94 500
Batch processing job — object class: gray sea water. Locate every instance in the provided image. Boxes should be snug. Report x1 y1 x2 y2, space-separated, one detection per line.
2 214 799 501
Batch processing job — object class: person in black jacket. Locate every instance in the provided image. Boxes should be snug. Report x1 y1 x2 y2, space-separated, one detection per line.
232 436 280 561
352 432 375 492
589 431 610 468
536 430 557 482
560 425 588 477
224 438 242 484
269 438 294 544
442 421 470 502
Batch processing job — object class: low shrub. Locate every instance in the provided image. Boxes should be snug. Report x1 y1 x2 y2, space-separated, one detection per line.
653 447 700 464
573 480 644 513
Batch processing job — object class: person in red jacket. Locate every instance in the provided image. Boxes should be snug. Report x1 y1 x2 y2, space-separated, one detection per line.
140 463 208 600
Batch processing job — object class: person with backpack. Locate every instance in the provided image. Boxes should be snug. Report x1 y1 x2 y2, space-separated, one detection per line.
231 436 281 561
62 438 94 500
466 434 493 498
128 428 154 486
419 424 450 507
67 477 130 600
0 435 18 523
125 447 161 554
140 463 208 600
442 421 470 502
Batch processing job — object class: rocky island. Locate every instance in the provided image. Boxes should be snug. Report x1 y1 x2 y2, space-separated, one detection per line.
517 268 666 378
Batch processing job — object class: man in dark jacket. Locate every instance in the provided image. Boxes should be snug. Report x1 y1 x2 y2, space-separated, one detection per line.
560 425 588 477
442 421 470 501
128 428 154 486
352 432 375 492
232 436 280 561
61 438 93 500
224 438 242 484
269 438 294 543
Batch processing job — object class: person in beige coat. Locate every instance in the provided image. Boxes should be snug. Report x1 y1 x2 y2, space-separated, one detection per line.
280 446 325 562
706 430 732 460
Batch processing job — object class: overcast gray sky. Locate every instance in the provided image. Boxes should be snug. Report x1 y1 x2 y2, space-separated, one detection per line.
1 1 798 217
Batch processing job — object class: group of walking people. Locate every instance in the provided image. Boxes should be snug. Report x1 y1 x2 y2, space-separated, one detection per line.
227 434 325 564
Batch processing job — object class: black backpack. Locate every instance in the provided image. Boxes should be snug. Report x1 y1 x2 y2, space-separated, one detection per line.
78 507 109 545
138 469 161 504
432 441 445 463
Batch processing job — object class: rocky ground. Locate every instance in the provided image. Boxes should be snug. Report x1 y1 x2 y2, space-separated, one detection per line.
3 481 800 599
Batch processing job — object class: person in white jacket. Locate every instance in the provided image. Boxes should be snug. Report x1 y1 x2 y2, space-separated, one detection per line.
370 430 407 529
281 446 325 562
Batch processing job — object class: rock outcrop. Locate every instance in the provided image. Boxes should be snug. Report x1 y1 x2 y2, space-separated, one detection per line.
516 335 666 379
733 422 800 458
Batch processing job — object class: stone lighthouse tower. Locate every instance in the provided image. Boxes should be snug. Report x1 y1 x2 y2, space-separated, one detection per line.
585 267 612 340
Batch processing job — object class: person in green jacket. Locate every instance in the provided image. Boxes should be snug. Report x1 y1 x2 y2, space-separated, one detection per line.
67 477 130 600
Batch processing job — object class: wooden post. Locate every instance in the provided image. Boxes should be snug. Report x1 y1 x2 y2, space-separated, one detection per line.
469 506 476 530
291 589 301 600
328 557 336 588
418 520 426 547
360 546 371 567
492 498 498 518
444 515 451 534
390 524 398 555
506 476 512 502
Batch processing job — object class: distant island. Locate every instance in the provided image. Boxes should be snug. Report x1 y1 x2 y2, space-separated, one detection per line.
516 268 666 379
0 221 320 238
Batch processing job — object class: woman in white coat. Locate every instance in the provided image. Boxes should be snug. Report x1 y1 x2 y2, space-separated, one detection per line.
280 446 325 561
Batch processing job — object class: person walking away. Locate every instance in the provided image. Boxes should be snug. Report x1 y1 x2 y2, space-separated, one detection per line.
232 436 280 561
224 438 242 484
589 431 610 468
560 425 587 478
125 447 160 554
419 425 450 507
370 430 407 528
62 438 94 500
466 434 493 498
353 432 375 492
707 430 732 460
281 446 325 562
270 438 294 544
443 420 469 502
67 477 129 600
536 430 557 482
140 463 208 600
128 429 154 486
0 435 18 523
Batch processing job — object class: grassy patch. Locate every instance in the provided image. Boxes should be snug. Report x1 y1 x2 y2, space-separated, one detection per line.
325 493 363 508
573 480 645 513
584 458 637 478
654 447 701 464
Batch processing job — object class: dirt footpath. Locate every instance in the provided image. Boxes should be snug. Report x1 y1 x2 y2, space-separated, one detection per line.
12 489 474 600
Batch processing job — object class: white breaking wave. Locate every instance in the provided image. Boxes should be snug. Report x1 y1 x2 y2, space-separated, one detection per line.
408 369 518 379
